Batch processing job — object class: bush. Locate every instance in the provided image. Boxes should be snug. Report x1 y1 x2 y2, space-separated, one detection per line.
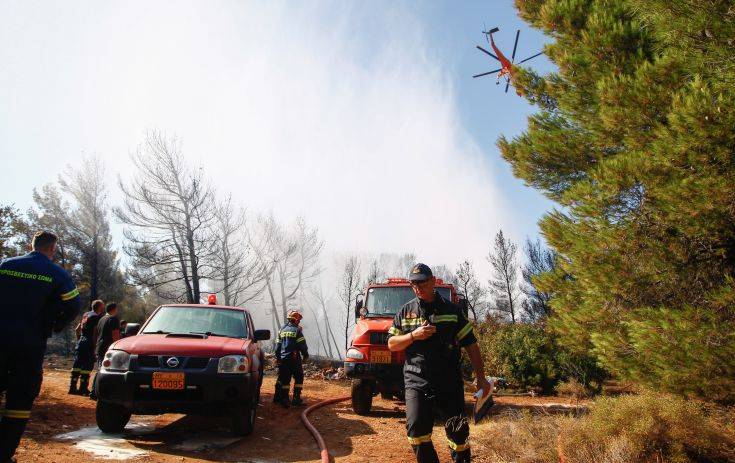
559 391 735 463
472 392 735 463
476 320 607 395
555 379 592 400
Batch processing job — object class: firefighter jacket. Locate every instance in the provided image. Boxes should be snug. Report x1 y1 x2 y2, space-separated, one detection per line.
387 292 477 393
0 251 81 348
275 321 309 361
79 310 102 339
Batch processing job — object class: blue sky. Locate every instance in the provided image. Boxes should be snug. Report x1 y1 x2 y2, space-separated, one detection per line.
0 0 555 277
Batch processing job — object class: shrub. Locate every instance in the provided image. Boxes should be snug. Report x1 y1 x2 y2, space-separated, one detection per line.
476 320 607 395
559 390 735 463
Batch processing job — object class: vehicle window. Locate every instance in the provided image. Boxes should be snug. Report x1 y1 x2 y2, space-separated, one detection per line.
142 306 249 338
365 287 453 316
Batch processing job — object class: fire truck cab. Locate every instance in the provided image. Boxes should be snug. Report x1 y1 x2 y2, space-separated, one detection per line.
344 278 460 415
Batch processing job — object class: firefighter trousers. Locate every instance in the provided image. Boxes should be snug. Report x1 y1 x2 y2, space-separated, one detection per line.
0 346 45 462
275 356 304 399
70 336 94 389
405 386 470 463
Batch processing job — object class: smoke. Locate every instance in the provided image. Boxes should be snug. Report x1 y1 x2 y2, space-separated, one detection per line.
1 1 529 353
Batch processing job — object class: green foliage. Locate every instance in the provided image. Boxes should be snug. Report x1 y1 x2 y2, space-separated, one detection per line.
476 320 606 394
504 0 735 401
0 204 29 259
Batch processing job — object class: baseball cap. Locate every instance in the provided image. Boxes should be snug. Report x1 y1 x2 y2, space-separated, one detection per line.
409 263 433 282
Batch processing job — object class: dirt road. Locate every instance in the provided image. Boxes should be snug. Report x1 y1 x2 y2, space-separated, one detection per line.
14 369 584 462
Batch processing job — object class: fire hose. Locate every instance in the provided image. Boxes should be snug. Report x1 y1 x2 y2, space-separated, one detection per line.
301 395 567 463
301 395 351 463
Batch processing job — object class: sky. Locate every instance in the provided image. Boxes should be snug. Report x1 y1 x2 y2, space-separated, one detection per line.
0 0 555 286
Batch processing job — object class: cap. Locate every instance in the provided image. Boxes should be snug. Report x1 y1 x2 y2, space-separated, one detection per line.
409 263 433 282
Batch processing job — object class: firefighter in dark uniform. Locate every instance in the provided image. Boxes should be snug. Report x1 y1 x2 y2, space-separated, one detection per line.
0 231 80 463
69 299 105 396
387 263 491 463
274 310 309 407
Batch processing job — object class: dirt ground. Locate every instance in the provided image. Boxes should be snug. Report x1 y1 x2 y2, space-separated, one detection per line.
13 369 586 463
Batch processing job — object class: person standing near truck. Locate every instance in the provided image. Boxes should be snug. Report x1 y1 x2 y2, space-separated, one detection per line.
69 299 105 396
388 263 492 463
274 310 309 407
89 302 121 400
0 231 80 463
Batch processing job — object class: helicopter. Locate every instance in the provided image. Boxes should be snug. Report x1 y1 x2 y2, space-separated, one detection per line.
473 27 543 93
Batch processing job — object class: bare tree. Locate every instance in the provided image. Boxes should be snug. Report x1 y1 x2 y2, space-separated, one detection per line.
312 285 342 360
521 238 557 322
365 258 382 284
211 196 265 306
487 229 520 323
338 255 361 351
301 287 332 358
454 260 487 321
248 214 323 344
115 131 218 303
432 264 456 284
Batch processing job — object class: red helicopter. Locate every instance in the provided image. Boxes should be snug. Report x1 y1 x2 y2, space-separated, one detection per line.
474 27 543 93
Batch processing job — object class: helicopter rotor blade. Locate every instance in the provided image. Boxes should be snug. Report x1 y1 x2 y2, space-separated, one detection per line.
518 51 544 64
476 45 500 61
473 68 502 78
511 29 520 62
505 80 510 93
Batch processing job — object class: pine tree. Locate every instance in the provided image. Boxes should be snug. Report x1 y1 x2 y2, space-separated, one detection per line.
503 0 735 401
0 204 30 259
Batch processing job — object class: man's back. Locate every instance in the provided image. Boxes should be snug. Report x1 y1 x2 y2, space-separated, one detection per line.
95 314 119 358
0 251 80 348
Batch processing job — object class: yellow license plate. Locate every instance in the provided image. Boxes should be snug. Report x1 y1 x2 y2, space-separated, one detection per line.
371 350 391 364
152 372 185 390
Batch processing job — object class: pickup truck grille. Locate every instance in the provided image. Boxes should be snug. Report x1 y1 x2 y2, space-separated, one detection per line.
136 356 210 370
369 332 390 345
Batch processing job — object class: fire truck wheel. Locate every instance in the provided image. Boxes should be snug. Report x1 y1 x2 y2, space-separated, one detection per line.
351 379 373 415
96 401 131 433
231 396 256 436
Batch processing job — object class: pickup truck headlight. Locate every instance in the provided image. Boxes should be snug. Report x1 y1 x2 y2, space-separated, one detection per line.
217 355 249 373
102 350 130 372
346 348 365 360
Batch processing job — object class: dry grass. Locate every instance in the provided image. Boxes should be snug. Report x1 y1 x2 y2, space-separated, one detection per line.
472 409 567 463
559 390 735 463
471 391 735 463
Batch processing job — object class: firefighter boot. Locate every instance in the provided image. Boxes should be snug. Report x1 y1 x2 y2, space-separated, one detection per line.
292 387 303 406
68 371 79 395
445 416 471 463
78 375 91 396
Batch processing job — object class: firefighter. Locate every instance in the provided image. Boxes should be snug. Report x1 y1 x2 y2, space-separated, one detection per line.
387 263 492 463
89 302 121 400
0 231 80 463
274 310 309 407
69 299 105 396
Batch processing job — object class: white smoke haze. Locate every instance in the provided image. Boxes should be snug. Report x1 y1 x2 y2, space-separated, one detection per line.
1 1 539 353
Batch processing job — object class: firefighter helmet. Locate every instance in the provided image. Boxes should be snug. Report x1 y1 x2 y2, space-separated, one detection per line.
287 310 303 323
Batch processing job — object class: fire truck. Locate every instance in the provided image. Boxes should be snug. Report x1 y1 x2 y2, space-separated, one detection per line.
343 278 462 415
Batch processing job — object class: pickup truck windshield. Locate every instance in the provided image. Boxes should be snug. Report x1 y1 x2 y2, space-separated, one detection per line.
142 306 249 338
365 287 452 316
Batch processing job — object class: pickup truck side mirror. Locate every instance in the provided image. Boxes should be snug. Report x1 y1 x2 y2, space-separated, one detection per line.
254 329 271 341
124 323 141 337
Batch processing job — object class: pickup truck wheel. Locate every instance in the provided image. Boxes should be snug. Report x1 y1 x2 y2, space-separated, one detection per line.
351 379 373 415
96 401 131 433
231 397 256 436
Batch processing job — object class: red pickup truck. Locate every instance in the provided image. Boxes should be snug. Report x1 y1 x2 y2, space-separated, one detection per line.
94 300 270 435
